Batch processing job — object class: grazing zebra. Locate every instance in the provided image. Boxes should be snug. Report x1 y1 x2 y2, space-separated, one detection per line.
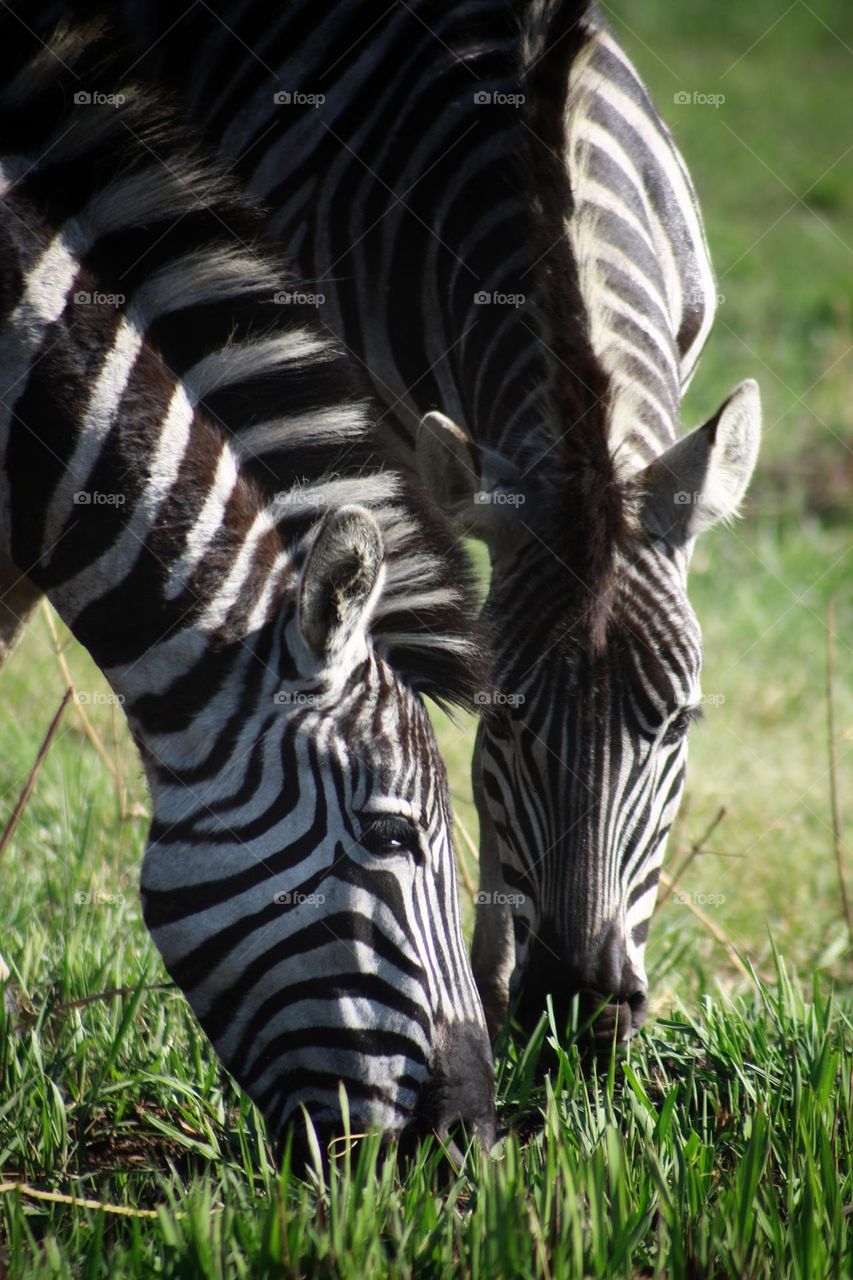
0 9 497 1148
60 0 761 1045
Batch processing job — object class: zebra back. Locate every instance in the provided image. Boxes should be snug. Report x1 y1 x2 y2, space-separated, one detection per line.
108 0 717 476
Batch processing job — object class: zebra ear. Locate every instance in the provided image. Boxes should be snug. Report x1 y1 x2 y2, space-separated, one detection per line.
639 379 761 545
416 412 480 514
298 505 384 662
416 411 522 544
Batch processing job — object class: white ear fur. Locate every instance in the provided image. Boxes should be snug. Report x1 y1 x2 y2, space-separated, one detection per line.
297 505 384 662
640 379 761 544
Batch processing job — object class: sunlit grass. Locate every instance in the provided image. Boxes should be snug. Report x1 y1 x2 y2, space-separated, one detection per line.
2 903 852 1277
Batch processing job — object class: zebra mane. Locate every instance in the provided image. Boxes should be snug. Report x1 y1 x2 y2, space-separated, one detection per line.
0 5 487 710
514 0 632 644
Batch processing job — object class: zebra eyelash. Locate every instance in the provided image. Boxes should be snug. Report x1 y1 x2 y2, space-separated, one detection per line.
662 704 704 745
357 814 424 862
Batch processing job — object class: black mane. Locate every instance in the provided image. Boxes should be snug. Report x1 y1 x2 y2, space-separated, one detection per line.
512 0 632 644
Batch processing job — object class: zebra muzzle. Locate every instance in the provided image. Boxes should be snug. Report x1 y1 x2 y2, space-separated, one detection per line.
414 1018 497 1154
515 921 649 1047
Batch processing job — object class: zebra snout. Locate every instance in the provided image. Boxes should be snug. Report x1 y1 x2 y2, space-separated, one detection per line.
516 921 648 1047
414 1019 497 1153
578 921 648 1048
576 984 647 1050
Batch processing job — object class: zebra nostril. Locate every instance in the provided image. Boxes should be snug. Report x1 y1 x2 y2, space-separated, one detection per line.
585 923 648 1033
425 1107 496 1163
430 1118 479 1167
579 968 648 1045
512 922 649 1047
579 986 645 1047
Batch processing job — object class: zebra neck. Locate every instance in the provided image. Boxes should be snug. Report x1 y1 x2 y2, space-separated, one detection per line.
560 19 716 474
0 233 287 676
0 6 486 717
106 2 715 491
108 0 556 462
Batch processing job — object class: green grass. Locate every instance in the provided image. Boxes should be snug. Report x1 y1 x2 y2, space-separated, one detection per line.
2 865 852 1279
2 1 852 1274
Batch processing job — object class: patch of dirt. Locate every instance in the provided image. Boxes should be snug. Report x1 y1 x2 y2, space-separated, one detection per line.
79 1101 191 1176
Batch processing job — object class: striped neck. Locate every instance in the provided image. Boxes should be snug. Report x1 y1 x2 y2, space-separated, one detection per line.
112 0 557 457
0 11 485 709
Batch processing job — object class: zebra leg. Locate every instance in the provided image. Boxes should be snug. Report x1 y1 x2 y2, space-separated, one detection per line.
0 558 41 1003
470 730 516 1041
0 552 41 674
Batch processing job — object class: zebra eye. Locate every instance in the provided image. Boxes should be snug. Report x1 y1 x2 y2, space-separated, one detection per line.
359 815 422 860
661 705 703 745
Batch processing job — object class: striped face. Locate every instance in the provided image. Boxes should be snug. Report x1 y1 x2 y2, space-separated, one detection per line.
417 379 760 1047
137 513 495 1149
472 541 701 1045
139 661 495 1146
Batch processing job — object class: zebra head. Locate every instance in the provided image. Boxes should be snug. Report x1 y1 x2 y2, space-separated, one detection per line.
137 506 495 1151
417 380 760 1045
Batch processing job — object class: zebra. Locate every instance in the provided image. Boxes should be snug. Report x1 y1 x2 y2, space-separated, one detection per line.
54 0 760 1045
0 8 497 1149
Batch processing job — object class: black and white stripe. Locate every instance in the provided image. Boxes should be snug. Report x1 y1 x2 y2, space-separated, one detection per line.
559 9 716 471
112 0 545 453
112 0 715 466
42 1 760 1045
0 8 495 1144
466 2 759 1040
